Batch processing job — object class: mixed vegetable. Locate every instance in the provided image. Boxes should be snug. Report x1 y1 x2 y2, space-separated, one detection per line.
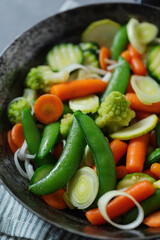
7 17 160 230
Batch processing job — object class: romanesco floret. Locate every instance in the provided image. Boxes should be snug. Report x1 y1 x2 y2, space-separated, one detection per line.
25 65 69 92
95 91 135 132
8 98 31 124
60 114 73 137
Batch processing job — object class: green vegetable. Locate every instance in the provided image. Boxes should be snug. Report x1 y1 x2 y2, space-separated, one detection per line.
60 114 73 137
123 190 160 224
137 22 158 45
67 166 99 209
8 98 31 124
117 173 155 191
80 145 94 168
147 45 160 83
96 91 135 132
111 25 128 61
38 122 60 159
25 65 69 92
83 50 99 68
62 103 73 115
144 148 160 169
30 163 54 184
22 108 55 167
29 116 86 195
156 120 160 148
74 111 116 205
153 180 160 189
79 42 99 52
46 43 83 71
23 88 37 102
100 56 130 102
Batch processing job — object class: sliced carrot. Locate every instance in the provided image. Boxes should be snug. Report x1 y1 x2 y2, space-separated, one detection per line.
34 94 63 124
143 210 160 227
130 57 147 76
126 133 150 173
116 165 128 180
52 142 63 160
7 130 18 154
121 50 131 63
150 130 157 149
85 180 155 225
143 169 159 180
92 164 97 174
136 111 152 120
42 188 67 210
126 93 160 113
11 123 25 148
150 163 160 179
126 77 134 93
127 43 142 58
110 139 128 165
99 46 111 70
50 79 107 101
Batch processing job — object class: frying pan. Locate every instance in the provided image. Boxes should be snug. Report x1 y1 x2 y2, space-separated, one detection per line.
0 2 160 239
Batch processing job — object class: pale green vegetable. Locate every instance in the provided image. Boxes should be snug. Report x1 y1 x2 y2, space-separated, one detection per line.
63 192 75 209
137 22 158 44
60 114 73 137
80 145 94 168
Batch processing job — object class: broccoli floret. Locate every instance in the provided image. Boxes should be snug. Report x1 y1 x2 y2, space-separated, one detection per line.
60 114 73 137
25 65 69 92
23 88 37 102
95 91 135 132
8 98 31 124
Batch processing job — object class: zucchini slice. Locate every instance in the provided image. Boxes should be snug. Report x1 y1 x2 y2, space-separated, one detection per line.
79 42 99 52
147 45 160 83
83 50 99 68
46 43 83 71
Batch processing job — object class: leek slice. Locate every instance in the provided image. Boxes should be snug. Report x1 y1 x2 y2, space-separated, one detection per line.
137 22 158 44
127 18 145 54
131 75 160 105
67 167 99 209
81 145 94 168
98 190 144 230
69 95 99 114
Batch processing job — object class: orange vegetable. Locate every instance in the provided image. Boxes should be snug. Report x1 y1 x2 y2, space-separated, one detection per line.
99 46 111 70
150 163 160 179
126 77 134 93
126 133 150 173
121 50 131 63
11 123 25 148
92 164 97 174
52 142 63 160
143 210 160 227
86 180 155 225
143 169 159 180
126 93 160 113
116 165 128 180
110 139 128 165
50 79 107 101
34 94 63 124
42 188 67 209
130 57 147 75
136 111 152 120
127 43 142 58
150 130 157 149
7 130 18 154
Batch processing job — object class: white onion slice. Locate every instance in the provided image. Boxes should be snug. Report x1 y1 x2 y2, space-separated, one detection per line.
104 58 117 65
98 190 144 230
102 72 112 83
24 159 34 180
14 149 28 179
62 63 90 73
107 62 123 71
18 140 35 160
8 97 34 116
86 65 108 75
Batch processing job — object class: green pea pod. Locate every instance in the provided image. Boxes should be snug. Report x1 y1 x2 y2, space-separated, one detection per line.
22 108 55 167
29 116 86 195
100 56 130 102
144 148 160 169
38 122 60 159
111 25 128 61
123 190 160 224
62 103 73 115
74 111 116 204
155 120 160 148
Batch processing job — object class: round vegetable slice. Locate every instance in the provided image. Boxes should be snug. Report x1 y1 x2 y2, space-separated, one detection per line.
81 19 121 49
67 167 99 209
137 22 158 44
110 114 158 140
127 18 146 54
69 94 99 114
131 75 160 105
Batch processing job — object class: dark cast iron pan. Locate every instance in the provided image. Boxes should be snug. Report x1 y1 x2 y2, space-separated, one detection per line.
0 2 160 239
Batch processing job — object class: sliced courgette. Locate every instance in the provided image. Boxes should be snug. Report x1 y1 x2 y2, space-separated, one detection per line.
83 50 99 68
46 43 83 71
147 45 160 83
79 42 99 52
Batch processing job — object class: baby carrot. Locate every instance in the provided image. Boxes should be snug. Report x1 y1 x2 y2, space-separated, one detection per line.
110 139 128 165
85 180 155 225
50 79 107 101
42 188 67 210
143 210 160 227
150 163 160 179
7 130 18 154
126 77 134 93
130 57 147 76
136 111 152 120
126 93 160 114
34 94 63 124
121 50 131 63
116 165 128 180
126 133 150 173
52 142 63 160
143 169 159 180
127 43 142 58
11 123 25 148
150 130 157 149
99 46 111 70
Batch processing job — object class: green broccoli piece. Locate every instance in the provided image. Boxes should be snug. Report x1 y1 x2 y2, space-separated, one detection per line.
23 88 37 102
95 91 135 132
25 65 69 92
8 98 31 124
60 114 73 137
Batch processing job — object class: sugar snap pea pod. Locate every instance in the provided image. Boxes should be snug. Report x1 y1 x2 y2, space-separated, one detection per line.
123 190 160 224
62 103 73 115
100 56 130 102
144 148 160 169
29 116 86 195
38 122 60 159
22 108 55 167
74 111 116 204
155 120 160 148
111 25 128 61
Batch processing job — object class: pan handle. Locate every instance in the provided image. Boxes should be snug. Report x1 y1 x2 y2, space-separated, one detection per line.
141 0 160 7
